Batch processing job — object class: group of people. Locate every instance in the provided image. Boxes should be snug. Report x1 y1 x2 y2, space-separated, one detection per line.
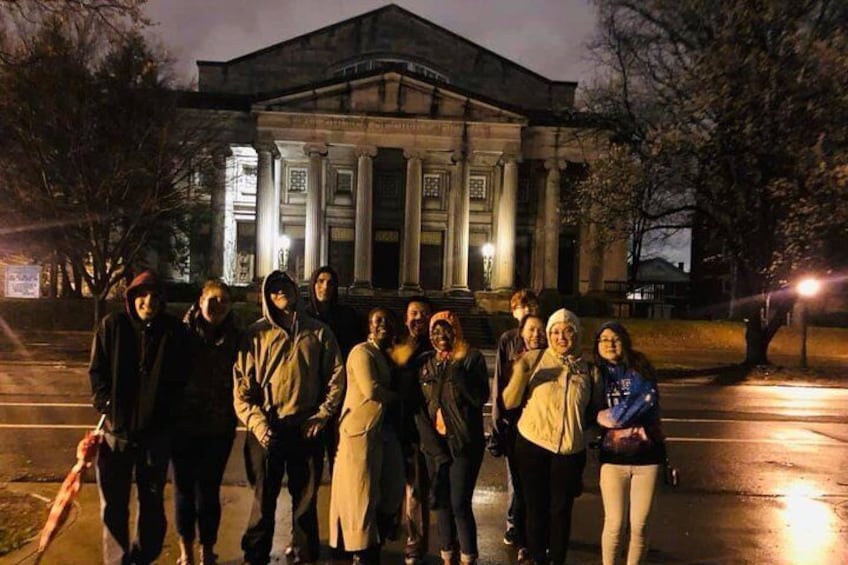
88 268 667 565
491 291 666 565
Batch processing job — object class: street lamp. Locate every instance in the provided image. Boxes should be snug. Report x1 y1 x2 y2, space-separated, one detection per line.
482 242 495 291
796 277 821 369
278 235 291 273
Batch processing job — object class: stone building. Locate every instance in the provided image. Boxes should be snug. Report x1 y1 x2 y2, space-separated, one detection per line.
185 4 625 295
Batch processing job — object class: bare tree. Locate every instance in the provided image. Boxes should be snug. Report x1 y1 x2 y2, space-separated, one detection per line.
581 0 848 365
0 14 217 323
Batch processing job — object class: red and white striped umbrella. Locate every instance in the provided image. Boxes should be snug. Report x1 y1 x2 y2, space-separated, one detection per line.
34 414 105 563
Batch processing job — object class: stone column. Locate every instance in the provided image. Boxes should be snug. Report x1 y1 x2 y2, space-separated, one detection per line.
449 152 471 294
208 145 231 278
493 155 519 291
303 143 328 281
253 142 279 278
351 145 377 293
400 149 423 292
542 159 565 290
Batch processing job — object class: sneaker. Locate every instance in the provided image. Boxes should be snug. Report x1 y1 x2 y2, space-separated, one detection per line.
503 527 518 546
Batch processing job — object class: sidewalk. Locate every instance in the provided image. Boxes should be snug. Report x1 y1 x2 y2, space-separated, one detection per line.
4 475 846 565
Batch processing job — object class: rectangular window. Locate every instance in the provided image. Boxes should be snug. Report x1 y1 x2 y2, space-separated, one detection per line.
336 170 353 194
423 174 442 199
469 175 487 200
376 173 401 200
288 167 308 193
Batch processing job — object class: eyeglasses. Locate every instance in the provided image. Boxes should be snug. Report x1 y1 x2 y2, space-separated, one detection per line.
599 338 622 345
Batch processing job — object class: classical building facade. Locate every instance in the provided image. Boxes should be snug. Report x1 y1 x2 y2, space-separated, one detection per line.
187 4 625 294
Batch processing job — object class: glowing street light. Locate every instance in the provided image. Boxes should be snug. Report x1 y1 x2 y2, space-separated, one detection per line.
278 235 291 273
482 243 495 291
796 277 821 369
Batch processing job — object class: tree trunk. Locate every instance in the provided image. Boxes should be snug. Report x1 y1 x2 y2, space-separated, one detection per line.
744 316 770 366
48 250 58 298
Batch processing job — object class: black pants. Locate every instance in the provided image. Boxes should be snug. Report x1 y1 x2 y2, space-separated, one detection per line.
171 433 234 545
241 424 324 564
403 446 430 560
428 443 484 560
324 415 339 475
504 422 526 547
515 433 586 565
96 433 170 565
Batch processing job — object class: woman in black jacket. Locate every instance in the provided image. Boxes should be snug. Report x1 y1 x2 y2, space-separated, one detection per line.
415 311 489 565
172 280 241 565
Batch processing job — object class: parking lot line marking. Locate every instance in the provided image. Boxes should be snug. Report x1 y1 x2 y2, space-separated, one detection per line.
0 423 249 432
0 402 90 407
667 436 843 446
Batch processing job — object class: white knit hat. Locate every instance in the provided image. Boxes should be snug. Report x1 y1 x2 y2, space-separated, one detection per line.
546 308 581 342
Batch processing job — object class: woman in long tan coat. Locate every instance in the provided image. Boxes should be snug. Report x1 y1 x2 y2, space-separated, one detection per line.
329 307 405 564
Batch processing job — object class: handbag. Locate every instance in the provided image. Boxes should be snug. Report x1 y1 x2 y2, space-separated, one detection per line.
601 425 654 456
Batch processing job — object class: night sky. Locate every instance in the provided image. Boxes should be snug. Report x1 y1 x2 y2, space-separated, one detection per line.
143 0 599 94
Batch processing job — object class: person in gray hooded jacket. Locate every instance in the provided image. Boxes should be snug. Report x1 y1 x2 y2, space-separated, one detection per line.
234 270 345 565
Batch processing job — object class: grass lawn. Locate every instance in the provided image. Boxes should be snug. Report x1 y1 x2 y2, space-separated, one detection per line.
0 486 42 557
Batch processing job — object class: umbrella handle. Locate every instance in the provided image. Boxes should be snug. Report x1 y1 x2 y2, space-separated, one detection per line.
95 413 107 432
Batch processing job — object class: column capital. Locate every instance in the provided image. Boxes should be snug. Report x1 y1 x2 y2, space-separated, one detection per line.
544 158 567 171
253 141 280 158
304 142 329 158
354 145 378 158
450 149 466 164
211 144 233 161
499 153 522 166
403 148 425 161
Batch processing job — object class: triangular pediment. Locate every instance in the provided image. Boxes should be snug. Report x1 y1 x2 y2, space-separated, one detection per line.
253 70 527 123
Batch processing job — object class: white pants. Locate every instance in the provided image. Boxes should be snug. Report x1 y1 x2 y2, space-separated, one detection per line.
600 463 660 565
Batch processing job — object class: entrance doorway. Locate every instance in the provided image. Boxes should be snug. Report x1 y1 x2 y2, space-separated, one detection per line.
419 231 444 290
558 233 577 294
372 230 400 289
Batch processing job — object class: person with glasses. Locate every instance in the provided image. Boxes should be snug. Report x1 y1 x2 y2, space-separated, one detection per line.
234 270 345 565
414 311 489 565
502 308 602 565
593 322 665 565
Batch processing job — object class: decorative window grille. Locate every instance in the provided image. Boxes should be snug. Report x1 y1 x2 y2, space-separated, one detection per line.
376 173 400 200
469 175 487 200
423 174 442 199
336 170 353 194
288 167 308 193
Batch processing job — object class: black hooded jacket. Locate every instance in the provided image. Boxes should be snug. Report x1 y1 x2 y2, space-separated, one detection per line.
304 266 363 360
176 303 241 437
89 270 190 442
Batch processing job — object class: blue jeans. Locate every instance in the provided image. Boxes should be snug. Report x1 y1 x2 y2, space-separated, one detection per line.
171 433 234 545
428 444 484 560
96 433 170 565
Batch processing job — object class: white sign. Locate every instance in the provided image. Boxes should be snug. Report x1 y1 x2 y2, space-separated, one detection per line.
5 265 41 298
